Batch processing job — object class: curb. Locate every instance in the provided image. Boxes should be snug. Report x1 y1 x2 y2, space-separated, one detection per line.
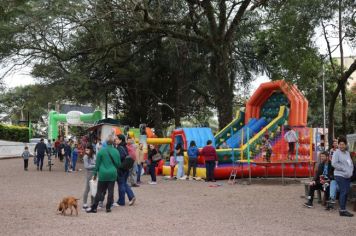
0 156 21 160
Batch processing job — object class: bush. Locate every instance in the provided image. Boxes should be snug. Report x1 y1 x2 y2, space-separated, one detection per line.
0 123 29 142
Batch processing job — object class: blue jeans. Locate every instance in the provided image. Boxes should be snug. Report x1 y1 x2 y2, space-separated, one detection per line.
64 156 70 172
176 156 184 178
117 171 135 205
137 163 142 182
329 180 339 200
36 155 44 170
72 156 78 171
334 176 351 211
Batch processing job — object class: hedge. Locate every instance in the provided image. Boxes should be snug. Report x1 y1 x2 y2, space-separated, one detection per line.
0 124 29 142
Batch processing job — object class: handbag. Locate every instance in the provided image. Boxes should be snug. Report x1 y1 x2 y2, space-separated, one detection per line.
152 152 162 162
89 179 98 197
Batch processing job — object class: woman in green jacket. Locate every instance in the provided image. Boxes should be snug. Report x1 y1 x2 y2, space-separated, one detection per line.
87 137 121 213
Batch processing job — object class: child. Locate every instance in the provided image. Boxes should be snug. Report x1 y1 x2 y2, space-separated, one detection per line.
22 146 32 171
82 144 96 210
71 144 79 172
175 143 185 180
169 151 177 179
284 127 298 160
261 135 272 162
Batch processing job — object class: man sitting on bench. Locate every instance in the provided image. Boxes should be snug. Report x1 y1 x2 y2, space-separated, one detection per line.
304 151 333 208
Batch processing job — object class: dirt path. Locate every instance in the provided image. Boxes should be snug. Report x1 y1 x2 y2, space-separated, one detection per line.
0 158 354 236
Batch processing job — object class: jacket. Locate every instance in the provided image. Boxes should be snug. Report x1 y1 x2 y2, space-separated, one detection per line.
22 150 31 160
148 149 158 163
313 161 334 184
83 154 96 172
201 145 217 161
34 142 48 156
332 149 354 178
116 144 128 163
136 147 145 163
187 146 199 158
94 145 121 181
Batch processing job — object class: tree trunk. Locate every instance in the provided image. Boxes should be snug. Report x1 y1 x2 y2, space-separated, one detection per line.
341 84 347 133
210 48 234 130
338 0 347 135
328 80 344 147
153 104 164 137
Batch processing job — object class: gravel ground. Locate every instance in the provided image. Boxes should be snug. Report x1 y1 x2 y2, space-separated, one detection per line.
0 158 355 236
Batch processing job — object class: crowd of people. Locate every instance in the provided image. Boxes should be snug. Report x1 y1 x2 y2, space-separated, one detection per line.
304 136 356 217
22 132 355 217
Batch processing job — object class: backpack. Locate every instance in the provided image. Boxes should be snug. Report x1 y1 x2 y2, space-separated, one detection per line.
118 145 134 171
120 157 135 172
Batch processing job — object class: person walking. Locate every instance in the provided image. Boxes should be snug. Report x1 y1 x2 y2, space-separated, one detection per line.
82 144 96 210
127 138 139 187
201 140 218 182
186 141 199 180
331 136 354 217
34 138 49 171
175 143 185 180
64 141 72 172
21 146 32 171
136 143 145 184
113 134 136 206
58 138 65 162
87 137 120 213
54 138 60 159
71 143 79 172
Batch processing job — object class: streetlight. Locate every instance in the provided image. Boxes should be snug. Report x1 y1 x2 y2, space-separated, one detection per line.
157 102 175 114
158 102 176 130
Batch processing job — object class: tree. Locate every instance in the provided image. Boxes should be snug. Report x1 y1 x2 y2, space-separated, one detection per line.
131 0 267 129
319 0 356 144
0 85 50 122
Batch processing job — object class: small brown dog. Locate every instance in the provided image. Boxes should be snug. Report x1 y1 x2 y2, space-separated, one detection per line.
57 196 79 216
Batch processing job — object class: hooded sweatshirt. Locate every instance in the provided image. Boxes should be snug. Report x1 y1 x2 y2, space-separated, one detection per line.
331 149 354 179
187 146 199 158
94 145 121 181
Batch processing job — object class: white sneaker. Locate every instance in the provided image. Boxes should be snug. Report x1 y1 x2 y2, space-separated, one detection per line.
148 181 157 185
112 202 120 207
179 177 186 180
129 197 136 206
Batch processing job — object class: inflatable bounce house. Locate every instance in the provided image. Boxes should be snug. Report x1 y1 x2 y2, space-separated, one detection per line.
162 80 314 179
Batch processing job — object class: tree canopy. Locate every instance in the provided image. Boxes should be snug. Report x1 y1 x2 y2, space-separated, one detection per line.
0 0 355 140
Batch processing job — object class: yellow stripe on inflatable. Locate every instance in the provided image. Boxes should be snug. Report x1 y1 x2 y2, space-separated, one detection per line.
146 138 172 144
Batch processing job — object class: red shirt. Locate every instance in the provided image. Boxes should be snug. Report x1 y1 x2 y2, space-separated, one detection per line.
201 145 217 161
